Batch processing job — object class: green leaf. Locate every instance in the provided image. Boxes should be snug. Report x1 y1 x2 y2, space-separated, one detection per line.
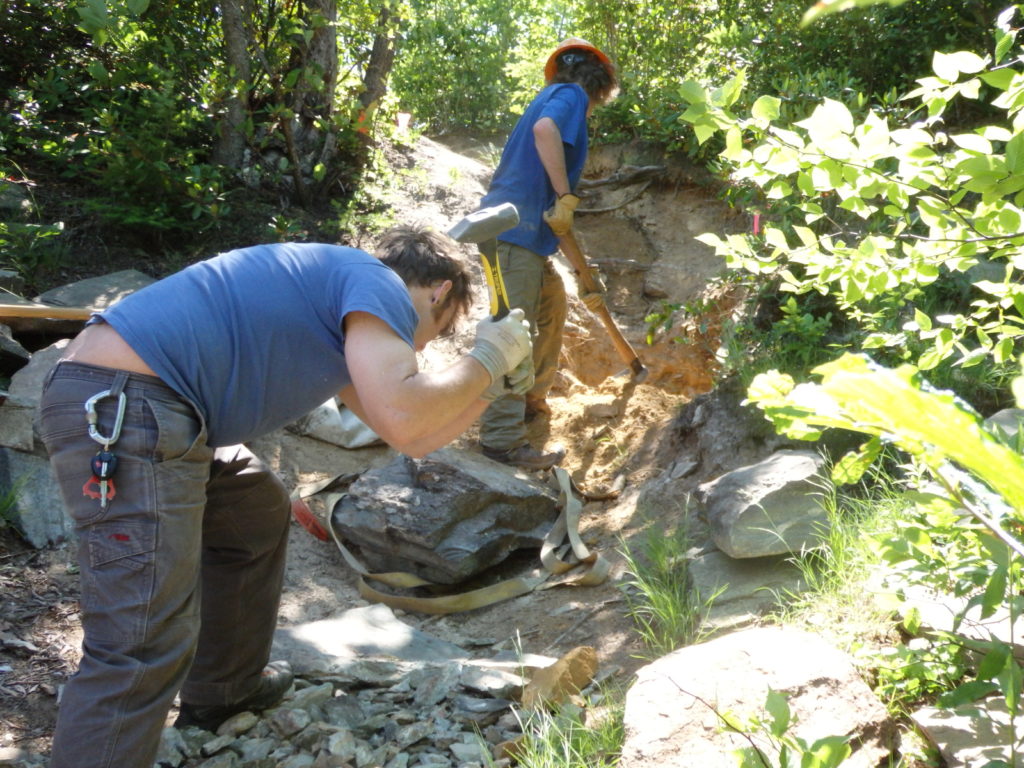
937 680 1000 708
803 735 852 768
694 122 717 146
903 605 922 635
981 68 1016 90
950 133 993 154
917 345 946 371
76 0 109 33
723 127 744 161
713 71 746 108
87 61 109 81
751 95 781 123
765 689 791 737
914 308 933 331
794 227 818 248
995 337 1014 364
678 80 707 105
1006 133 1024 174
933 51 986 82
996 30 1015 65
832 437 882 485
999 660 1023 712
126 0 150 14
981 566 1008 619
765 227 789 251
977 646 1011 680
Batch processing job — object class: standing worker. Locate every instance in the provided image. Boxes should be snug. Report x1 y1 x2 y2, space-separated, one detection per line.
477 37 619 470
37 225 534 768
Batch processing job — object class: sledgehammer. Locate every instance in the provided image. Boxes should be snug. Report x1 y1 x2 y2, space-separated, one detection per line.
447 203 519 320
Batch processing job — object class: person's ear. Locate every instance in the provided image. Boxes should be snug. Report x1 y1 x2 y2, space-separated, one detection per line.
431 279 453 306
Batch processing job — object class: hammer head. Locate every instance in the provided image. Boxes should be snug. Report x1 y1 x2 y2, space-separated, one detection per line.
447 203 520 244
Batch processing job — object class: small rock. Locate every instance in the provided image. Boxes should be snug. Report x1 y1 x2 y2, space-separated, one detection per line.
449 740 488 763
200 733 236 756
217 710 258 737
278 754 316 768
395 720 435 749
195 751 240 768
268 707 312 738
289 682 335 711
520 646 597 710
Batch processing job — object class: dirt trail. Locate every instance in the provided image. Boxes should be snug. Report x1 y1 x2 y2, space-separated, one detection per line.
0 133 747 754
267 134 749 680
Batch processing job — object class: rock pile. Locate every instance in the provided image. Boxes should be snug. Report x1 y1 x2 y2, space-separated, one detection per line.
156 658 527 768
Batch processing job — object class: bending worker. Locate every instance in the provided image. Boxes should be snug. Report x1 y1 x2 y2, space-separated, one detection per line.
37 225 533 768
477 37 619 470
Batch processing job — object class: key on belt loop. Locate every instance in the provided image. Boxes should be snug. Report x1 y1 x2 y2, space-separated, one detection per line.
84 371 129 447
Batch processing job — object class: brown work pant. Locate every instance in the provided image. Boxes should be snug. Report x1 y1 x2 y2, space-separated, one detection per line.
480 242 567 450
38 362 291 768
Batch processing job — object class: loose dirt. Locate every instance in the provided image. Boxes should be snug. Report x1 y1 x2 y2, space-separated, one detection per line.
0 132 748 756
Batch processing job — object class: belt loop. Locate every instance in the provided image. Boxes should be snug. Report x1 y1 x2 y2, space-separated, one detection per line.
108 370 130 399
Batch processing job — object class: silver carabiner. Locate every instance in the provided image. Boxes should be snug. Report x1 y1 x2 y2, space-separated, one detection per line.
84 389 127 447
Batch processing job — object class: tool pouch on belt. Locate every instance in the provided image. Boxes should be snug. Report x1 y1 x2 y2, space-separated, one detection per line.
289 449 609 615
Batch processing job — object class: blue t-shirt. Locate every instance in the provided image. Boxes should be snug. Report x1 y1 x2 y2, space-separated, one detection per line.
481 83 589 257
100 243 418 447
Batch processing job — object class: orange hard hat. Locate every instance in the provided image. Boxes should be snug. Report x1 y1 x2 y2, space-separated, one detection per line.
544 37 613 83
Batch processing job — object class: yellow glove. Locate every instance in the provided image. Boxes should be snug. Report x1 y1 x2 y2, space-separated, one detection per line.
543 193 580 236
581 291 605 312
579 267 606 312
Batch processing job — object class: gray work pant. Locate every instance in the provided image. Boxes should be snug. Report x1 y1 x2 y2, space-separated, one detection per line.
480 242 567 450
37 362 291 768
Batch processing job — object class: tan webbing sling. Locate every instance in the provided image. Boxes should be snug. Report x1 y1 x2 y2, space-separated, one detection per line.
290 467 610 615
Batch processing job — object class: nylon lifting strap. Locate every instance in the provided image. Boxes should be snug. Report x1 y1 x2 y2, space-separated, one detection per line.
290 466 610 615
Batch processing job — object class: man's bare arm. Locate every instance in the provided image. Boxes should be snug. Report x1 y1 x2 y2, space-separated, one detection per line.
339 311 491 457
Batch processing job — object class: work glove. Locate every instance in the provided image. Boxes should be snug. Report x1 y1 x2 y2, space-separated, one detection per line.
579 267 606 312
468 308 533 384
543 193 580 236
482 355 536 401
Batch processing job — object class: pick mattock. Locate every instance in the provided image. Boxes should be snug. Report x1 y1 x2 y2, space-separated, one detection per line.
556 229 648 382
447 202 519 320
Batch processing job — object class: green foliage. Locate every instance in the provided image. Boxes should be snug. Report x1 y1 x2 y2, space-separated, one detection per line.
618 519 716 657
511 696 625 768
723 690 852 768
681 20 1024 406
0 221 66 280
871 637 972 711
390 0 559 134
746 352 1024 753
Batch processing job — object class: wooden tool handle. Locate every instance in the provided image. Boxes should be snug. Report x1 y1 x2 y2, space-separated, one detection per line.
557 232 648 381
0 303 94 320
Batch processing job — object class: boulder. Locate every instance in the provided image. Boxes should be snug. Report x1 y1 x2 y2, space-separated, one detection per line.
34 268 155 309
620 626 896 768
0 339 68 452
0 446 71 547
331 447 558 584
697 449 828 558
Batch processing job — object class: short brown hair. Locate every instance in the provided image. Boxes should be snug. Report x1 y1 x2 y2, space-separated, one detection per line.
551 54 619 106
375 225 473 320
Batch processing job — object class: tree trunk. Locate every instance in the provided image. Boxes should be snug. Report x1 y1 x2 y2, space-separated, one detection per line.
211 0 252 169
346 3 397 180
360 3 397 113
289 0 338 152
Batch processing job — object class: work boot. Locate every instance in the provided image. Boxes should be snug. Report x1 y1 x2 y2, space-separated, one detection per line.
482 442 566 471
174 660 294 732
